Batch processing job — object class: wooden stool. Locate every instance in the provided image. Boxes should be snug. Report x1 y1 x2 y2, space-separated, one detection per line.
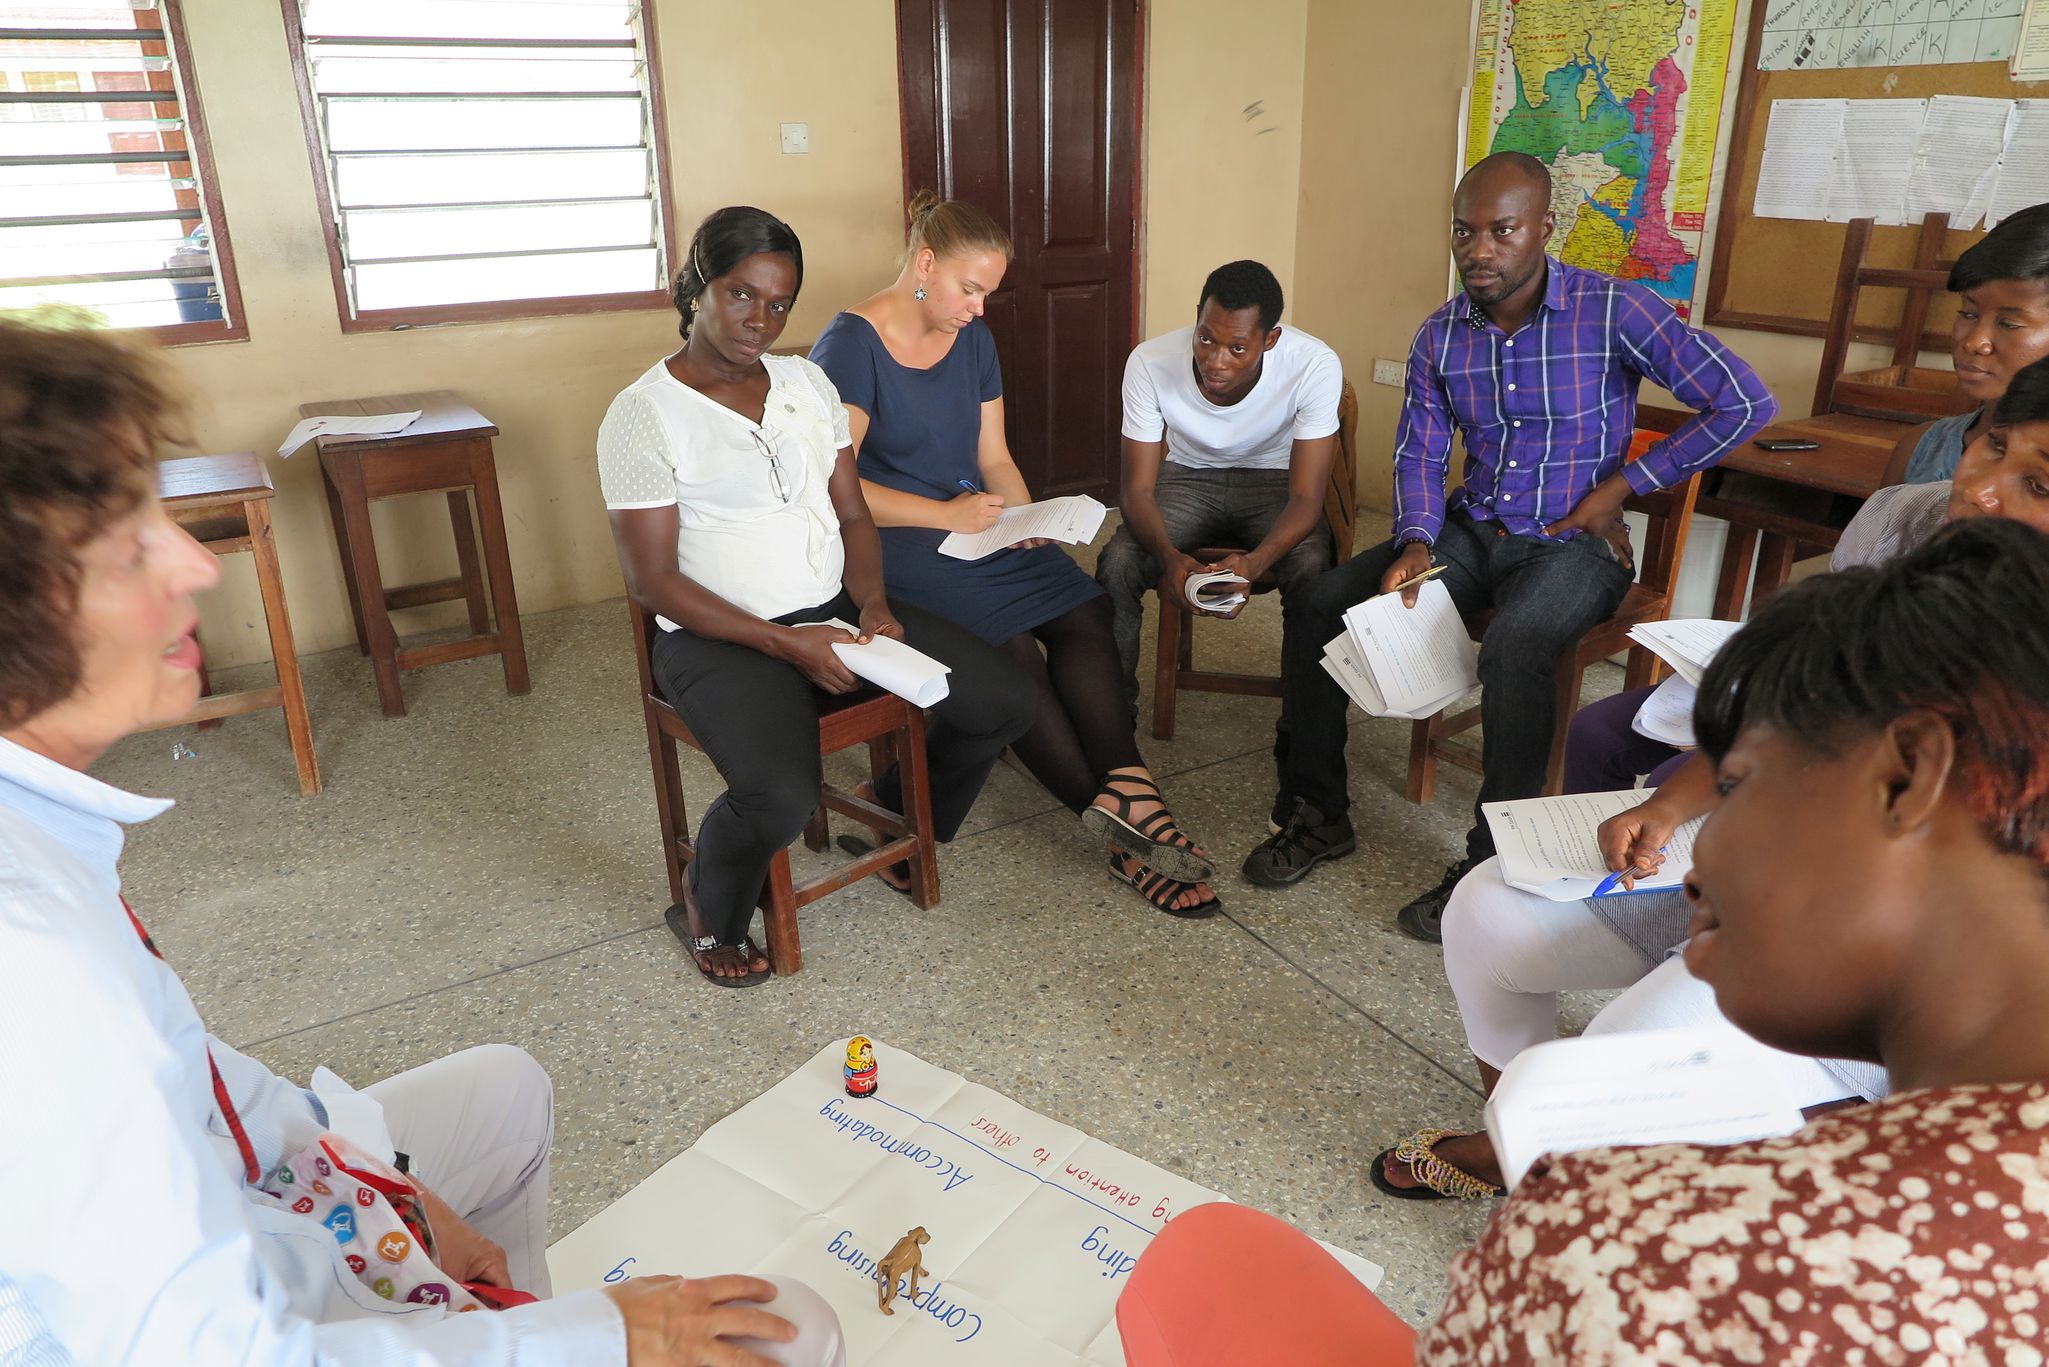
149 452 320 794
628 604 939 976
304 391 528 717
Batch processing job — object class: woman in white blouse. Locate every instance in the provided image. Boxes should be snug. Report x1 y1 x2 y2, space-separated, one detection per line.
600 207 1035 985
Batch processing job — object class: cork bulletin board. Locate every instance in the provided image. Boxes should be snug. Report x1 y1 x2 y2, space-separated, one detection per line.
1703 2 2048 347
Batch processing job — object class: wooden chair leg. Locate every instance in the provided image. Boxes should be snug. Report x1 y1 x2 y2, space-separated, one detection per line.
331 462 407 716
247 497 321 795
1407 715 1437 805
802 803 830 852
1546 660 1582 797
1749 534 1801 614
446 490 491 636
193 643 223 732
647 716 689 906
1622 644 1663 693
1152 596 1182 741
760 854 802 976
1713 524 1759 621
899 708 941 909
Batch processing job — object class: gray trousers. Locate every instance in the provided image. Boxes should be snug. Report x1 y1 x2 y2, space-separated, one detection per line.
1094 464 1335 711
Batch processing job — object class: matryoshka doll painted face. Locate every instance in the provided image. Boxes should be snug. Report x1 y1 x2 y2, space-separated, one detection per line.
844 1036 879 1097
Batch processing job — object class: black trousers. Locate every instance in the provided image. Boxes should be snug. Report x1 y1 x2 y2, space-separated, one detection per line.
1275 511 1633 861
651 590 1036 943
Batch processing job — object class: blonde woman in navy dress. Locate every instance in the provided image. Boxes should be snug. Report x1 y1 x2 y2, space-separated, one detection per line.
812 195 1221 918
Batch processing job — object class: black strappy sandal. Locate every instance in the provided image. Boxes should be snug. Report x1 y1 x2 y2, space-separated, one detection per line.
1081 772 1215 883
663 902 772 989
1107 854 1221 919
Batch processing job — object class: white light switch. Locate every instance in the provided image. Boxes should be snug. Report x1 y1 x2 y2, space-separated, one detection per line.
1372 358 1405 387
780 122 810 155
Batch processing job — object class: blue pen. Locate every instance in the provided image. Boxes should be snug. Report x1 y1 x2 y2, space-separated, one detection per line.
1592 847 1670 898
957 478 984 494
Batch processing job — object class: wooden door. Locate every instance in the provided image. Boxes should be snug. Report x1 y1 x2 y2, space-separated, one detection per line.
897 0 1140 501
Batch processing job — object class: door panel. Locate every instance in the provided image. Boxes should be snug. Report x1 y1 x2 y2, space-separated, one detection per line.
899 0 1137 501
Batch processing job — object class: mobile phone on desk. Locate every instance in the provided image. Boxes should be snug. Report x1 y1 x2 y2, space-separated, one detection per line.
1755 438 1821 452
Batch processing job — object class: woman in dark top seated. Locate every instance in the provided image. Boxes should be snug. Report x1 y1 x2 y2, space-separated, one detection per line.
811 194 1221 918
600 207 1036 984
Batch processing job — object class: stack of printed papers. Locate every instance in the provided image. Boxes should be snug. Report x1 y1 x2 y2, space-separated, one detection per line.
1182 570 1249 612
1320 579 1478 719
1625 619 1743 687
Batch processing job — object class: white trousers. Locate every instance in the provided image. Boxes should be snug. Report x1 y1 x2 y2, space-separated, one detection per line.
1440 859 1883 1109
362 1046 848 1366
365 1044 559 1297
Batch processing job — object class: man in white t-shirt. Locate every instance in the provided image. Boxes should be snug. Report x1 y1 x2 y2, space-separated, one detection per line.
1095 260 1344 715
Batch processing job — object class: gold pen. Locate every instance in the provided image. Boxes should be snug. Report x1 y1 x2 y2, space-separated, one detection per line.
1380 562 1448 595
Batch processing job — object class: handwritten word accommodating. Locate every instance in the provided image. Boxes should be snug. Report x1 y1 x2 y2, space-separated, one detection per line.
827 1230 983 1343
818 1098 975 1193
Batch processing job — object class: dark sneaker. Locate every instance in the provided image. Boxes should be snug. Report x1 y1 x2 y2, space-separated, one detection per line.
1395 858 1481 944
1242 801 1356 887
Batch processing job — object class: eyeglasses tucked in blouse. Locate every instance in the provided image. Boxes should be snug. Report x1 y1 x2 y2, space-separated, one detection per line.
748 426 790 504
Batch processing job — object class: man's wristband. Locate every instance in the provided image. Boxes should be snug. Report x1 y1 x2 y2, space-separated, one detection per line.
1395 536 1432 553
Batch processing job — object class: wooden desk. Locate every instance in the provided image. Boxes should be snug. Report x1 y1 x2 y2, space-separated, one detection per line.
154 452 321 794
1699 413 1904 618
304 391 528 717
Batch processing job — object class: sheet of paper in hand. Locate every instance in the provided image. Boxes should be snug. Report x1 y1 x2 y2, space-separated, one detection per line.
1337 579 1478 717
813 620 951 706
1486 1029 1806 1190
1624 619 1742 688
547 1039 1383 1365
938 496 1108 561
1482 789 1703 901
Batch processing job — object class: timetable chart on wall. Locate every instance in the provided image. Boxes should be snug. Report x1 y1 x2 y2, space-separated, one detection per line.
1758 0 2029 70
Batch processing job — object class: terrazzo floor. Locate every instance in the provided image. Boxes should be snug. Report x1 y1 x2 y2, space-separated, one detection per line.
95 531 1628 1329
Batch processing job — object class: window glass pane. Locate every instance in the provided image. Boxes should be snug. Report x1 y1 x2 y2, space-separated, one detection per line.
324 96 642 152
344 198 652 261
353 245 656 311
0 276 207 330
0 220 196 280
300 1 635 44
308 47 640 96
0 1 236 335
332 144 649 208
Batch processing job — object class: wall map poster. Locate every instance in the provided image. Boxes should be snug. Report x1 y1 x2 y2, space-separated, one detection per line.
1465 0 1742 318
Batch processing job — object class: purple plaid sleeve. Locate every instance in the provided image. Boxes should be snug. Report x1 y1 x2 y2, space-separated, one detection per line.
1387 262 1776 541
1391 317 1457 545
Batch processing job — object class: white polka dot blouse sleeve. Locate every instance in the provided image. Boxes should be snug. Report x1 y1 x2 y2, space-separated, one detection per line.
596 389 678 509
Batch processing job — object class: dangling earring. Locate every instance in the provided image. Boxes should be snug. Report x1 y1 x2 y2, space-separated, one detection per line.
914 285 927 301
689 297 700 314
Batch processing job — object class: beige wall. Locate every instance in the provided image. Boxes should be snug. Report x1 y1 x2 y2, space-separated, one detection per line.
170 0 908 669
1138 0 1310 339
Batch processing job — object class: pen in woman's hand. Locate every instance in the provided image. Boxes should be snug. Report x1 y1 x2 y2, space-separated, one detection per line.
957 478 984 494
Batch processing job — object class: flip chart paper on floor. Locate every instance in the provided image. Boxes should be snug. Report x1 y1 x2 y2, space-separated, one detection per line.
548 1039 1384 1365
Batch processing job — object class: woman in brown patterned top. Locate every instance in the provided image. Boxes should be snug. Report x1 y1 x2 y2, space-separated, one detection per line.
1120 517 2049 1365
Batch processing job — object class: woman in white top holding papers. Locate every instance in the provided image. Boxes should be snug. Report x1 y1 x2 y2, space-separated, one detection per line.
812 196 1221 917
601 208 1035 985
1372 359 2049 1198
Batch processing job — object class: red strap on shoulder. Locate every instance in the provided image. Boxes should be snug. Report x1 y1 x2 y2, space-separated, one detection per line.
123 898 263 1185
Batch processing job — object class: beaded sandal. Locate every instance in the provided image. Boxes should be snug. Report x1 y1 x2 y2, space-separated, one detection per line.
1369 1127 1503 1201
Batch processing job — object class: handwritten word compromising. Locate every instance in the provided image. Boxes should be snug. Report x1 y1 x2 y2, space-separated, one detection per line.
827 1230 982 1342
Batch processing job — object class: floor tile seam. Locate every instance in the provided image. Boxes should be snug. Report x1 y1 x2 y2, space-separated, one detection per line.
236 922 663 1051
1216 908 1486 1100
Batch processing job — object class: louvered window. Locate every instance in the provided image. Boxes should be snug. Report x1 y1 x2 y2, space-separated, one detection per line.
282 0 674 329
0 1 244 342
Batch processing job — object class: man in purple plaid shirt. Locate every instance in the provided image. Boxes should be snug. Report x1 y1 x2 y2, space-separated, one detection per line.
1243 153 1776 941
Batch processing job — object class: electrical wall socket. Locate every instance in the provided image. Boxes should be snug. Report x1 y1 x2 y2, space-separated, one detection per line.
779 122 810 155
1371 358 1405 387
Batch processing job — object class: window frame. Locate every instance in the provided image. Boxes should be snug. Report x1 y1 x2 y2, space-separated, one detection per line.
278 0 679 333
0 0 250 346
